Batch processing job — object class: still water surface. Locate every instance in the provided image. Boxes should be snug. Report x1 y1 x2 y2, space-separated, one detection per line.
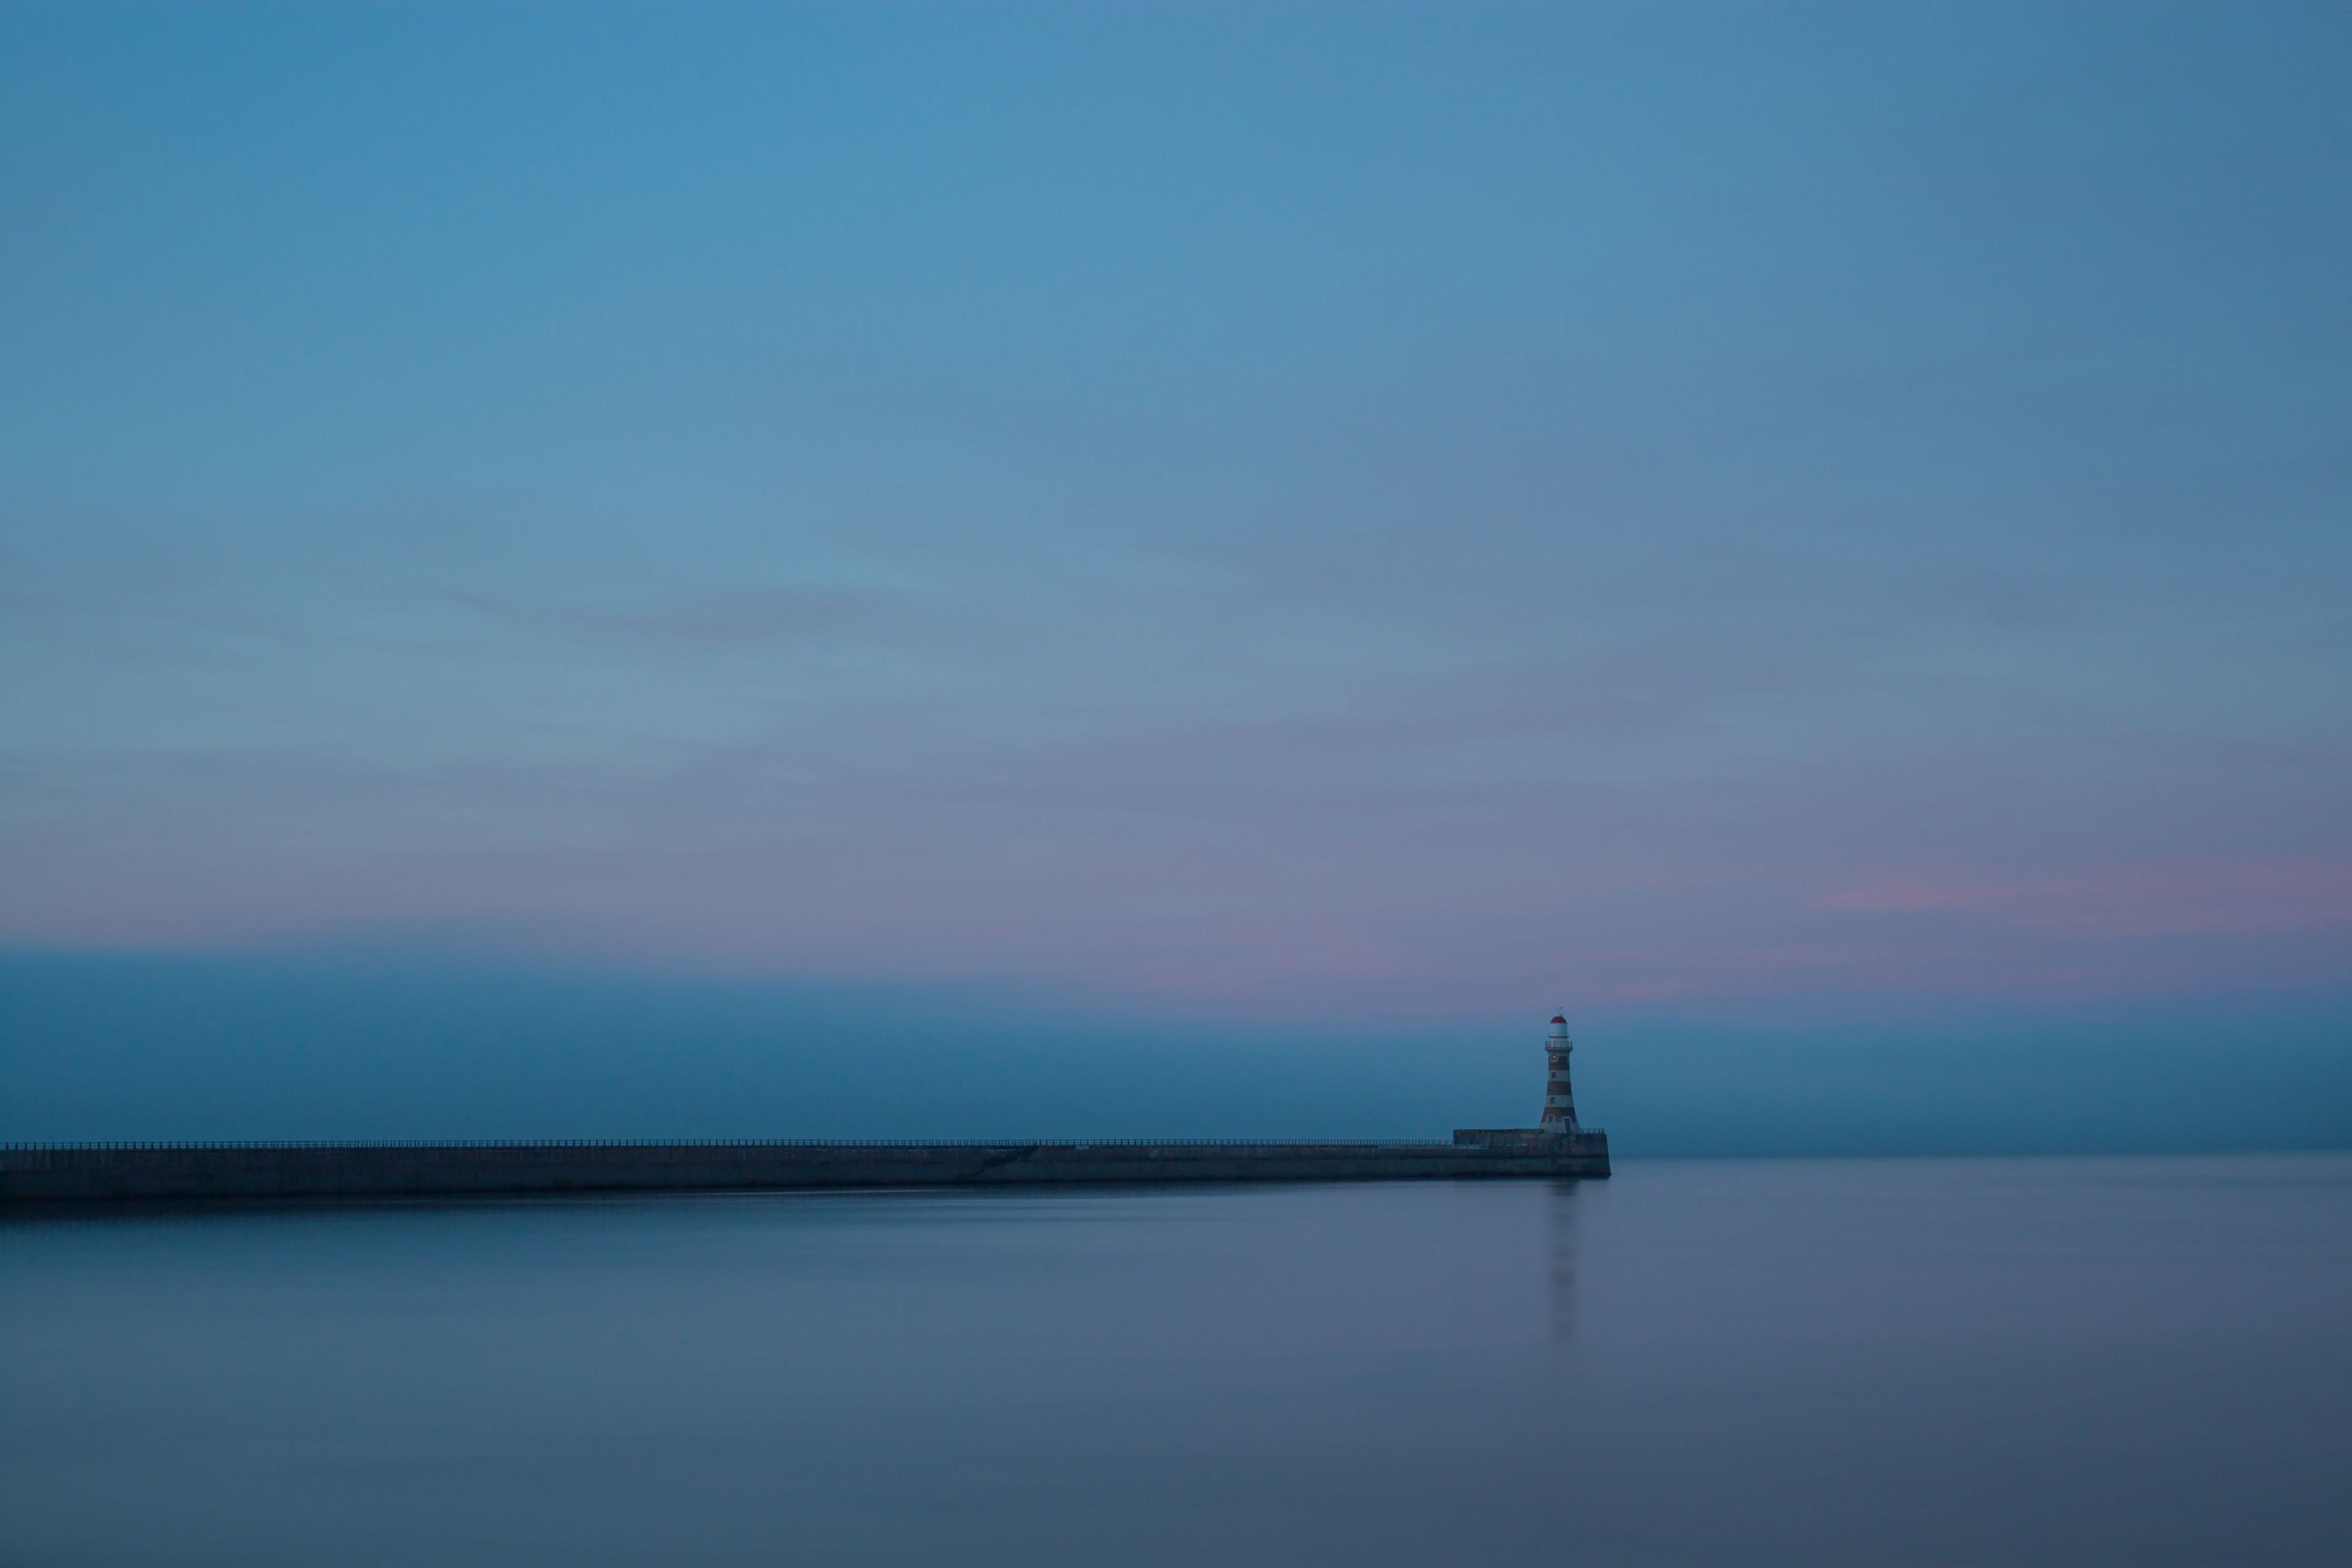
5 1155 2349 1566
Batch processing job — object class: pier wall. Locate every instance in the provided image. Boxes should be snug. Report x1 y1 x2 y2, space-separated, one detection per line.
0 1135 1608 1205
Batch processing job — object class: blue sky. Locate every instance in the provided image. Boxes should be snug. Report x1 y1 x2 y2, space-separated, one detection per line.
4 3 2348 1063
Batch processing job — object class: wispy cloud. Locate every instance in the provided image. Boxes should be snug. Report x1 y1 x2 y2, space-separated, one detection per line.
3 2 2347 1021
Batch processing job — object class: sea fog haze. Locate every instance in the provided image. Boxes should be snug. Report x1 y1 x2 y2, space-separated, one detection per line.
7 952 2350 1154
7 1156 2349 1567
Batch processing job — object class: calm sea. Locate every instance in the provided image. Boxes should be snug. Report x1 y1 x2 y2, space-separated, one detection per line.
4 1154 2348 1566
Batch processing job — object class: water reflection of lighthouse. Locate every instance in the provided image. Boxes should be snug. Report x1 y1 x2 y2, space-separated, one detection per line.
1548 1179 1580 1341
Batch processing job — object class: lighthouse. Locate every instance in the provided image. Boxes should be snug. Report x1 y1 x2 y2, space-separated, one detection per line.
1540 1015 1580 1133
1447 1013 1607 1162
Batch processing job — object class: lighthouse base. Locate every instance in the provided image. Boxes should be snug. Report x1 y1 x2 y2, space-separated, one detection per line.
1453 1127 1606 1156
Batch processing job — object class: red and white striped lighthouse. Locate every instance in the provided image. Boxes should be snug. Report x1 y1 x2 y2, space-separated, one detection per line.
1540 1014 1580 1133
